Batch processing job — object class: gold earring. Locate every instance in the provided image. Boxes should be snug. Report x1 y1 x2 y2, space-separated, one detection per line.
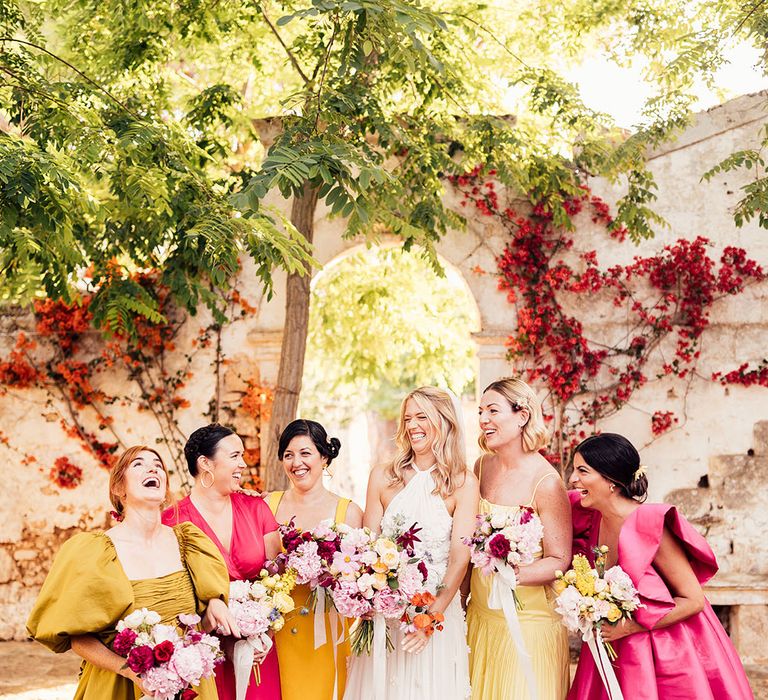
200 470 215 489
610 484 615 493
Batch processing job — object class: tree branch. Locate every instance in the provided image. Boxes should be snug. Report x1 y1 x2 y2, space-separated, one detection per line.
258 10 311 85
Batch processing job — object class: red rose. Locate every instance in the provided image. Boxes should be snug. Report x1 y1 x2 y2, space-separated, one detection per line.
487 533 511 560
152 640 175 664
111 628 137 656
181 690 198 700
126 645 155 674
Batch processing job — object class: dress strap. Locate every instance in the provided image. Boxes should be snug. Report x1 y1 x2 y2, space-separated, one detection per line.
265 490 285 517
334 497 351 524
476 453 485 480
526 472 558 507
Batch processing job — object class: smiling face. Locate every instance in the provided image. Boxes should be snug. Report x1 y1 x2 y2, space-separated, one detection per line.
478 389 527 451
281 434 326 491
569 452 615 510
118 449 168 510
402 397 438 458
201 433 247 495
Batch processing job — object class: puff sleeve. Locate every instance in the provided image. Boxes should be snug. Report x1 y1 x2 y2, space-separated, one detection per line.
176 522 230 612
26 532 134 653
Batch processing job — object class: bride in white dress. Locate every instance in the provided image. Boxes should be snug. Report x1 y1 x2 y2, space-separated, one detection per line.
344 387 479 700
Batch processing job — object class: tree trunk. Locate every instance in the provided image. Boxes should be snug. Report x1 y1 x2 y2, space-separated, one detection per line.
263 182 320 490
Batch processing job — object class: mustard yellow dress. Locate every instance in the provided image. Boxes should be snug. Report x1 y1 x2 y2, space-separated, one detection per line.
266 492 351 700
26 522 229 700
466 474 570 700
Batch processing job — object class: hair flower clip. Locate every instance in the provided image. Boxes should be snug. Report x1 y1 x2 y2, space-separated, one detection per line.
633 465 648 481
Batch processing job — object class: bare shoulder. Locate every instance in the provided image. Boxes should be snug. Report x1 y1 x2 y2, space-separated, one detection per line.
346 501 364 525
367 462 391 487
456 467 480 495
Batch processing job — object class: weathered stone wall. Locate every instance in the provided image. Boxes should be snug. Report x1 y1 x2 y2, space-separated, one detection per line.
0 91 766 647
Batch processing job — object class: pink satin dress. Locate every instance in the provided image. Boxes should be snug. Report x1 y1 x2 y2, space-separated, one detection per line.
568 491 753 700
163 493 282 700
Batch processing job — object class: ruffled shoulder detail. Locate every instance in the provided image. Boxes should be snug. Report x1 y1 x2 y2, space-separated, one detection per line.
173 522 229 611
619 503 718 629
568 490 600 563
26 532 133 653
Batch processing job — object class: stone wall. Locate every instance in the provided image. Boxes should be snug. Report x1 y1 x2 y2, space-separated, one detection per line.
0 91 767 644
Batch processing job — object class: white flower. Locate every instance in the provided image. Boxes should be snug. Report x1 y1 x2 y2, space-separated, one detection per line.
490 511 508 530
152 624 180 644
250 581 268 599
230 579 252 602
144 610 161 626
123 608 150 628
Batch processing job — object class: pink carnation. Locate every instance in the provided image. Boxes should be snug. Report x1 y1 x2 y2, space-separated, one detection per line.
112 628 137 656
487 533 511 560
126 645 155 674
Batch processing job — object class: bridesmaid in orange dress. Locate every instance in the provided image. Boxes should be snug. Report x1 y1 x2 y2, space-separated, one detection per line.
163 423 282 700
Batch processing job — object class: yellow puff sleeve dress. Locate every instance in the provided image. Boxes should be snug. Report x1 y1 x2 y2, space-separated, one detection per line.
26 522 229 700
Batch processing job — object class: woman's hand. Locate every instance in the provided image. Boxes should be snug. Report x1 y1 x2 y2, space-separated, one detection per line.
203 597 241 638
401 629 430 654
600 618 643 642
123 667 155 697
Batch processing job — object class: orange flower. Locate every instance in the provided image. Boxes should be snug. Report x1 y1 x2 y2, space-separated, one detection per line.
411 591 435 608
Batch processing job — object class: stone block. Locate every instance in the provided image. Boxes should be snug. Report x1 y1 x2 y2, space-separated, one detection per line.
0 549 17 584
755 422 768 456
731 605 768 665
12 549 37 562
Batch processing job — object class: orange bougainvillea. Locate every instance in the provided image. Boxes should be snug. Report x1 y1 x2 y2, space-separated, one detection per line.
49 456 83 489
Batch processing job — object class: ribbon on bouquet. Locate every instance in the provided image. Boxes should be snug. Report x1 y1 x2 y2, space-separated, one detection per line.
584 627 623 700
313 591 345 700
371 615 387 700
486 564 539 700
233 632 272 700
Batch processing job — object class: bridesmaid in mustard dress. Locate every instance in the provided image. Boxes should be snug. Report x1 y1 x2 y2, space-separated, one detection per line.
27 445 235 700
465 378 572 700
266 419 363 700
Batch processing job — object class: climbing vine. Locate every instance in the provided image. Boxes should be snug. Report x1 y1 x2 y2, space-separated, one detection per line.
0 269 271 493
450 169 766 466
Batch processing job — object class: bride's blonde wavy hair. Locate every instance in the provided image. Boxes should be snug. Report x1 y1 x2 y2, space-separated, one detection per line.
387 386 467 498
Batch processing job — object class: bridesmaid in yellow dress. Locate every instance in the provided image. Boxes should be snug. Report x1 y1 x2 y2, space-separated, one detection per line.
265 419 363 700
26 445 236 700
465 378 572 700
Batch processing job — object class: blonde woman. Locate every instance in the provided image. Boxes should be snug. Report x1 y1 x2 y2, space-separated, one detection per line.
465 377 571 700
344 387 479 700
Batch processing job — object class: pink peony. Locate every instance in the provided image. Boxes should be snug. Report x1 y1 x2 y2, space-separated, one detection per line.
332 581 372 619
171 644 205 684
126 645 155 674
142 663 185 697
397 563 425 598
373 587 407 619
112 628 137 656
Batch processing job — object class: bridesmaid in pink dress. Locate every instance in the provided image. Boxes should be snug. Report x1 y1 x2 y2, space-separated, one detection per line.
567 433 753 700
163 424 282 700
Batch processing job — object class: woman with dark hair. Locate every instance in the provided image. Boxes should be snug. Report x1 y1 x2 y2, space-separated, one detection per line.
27 446 233 699
568 433 753 700
266 419 363 700
163 424 282 700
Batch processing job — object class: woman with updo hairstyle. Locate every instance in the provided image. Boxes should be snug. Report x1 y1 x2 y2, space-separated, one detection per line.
266 419 363 700
163 424 282 700
466 376 571 700
568 433 752 699
28 446 232 700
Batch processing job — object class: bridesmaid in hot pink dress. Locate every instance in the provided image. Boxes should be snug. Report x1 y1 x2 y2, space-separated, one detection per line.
567 433 753 700
163 424 282 700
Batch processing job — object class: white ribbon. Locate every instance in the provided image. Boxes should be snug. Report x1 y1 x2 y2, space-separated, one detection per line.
314 589 327 649
233 632 272 700
486 565 539 700
584 627 623 700
372 615 387 700
314 591 344 699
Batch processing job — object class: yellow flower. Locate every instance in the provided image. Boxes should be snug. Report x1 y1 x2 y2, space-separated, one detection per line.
273 591 295 614
572 555 596 596
272 617 285 631
607 604 622 623
564 570 577 584
553 579 567 595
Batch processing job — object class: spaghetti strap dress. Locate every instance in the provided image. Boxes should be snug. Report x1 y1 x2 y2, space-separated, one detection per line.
266 491 352 700
466 465 570 700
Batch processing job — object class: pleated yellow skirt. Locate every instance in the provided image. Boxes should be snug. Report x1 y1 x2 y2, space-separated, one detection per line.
467 567 569 700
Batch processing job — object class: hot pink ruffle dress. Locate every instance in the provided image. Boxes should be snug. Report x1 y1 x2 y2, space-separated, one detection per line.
568 491 753 700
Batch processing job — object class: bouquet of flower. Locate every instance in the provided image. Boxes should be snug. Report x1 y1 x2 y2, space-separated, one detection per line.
553 547 643 700
463 506 544 609
553 547 642 658
112 608 222 700
228 570 296 700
